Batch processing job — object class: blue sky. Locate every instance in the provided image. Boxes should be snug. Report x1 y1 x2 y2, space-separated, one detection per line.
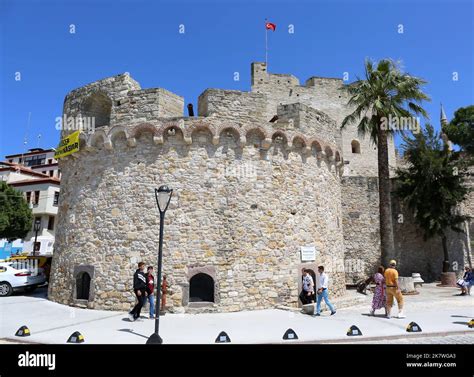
0 0 472 157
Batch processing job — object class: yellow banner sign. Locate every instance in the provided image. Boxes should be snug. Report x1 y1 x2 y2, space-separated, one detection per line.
54 131 80 159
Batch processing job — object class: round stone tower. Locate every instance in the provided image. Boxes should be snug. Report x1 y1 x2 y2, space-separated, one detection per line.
48 70 347 313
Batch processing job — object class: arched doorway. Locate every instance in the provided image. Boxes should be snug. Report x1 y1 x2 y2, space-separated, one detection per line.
76 272 91 300
299 265 318 306
189 273 214 303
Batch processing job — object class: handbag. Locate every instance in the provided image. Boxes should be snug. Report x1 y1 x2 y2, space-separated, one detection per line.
456 279 466 287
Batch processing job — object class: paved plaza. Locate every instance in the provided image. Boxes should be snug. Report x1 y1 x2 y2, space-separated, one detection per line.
0 283 472 344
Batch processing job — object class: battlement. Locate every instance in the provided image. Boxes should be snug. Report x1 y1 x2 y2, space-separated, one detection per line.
275 103 339 146
76 118 342 168
62 73 184 136
197 89 267 123
61 62 396 178
251 62 300 87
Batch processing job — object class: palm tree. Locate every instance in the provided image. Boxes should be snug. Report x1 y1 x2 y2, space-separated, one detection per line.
341 59 430 266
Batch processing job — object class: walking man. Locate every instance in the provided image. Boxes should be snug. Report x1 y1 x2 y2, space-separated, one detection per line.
314 266 336 316
128 262 147 321
384 260 405 318
299 269 314 305
146 266 155 319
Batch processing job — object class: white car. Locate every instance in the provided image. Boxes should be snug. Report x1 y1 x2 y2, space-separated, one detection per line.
0 262 47 297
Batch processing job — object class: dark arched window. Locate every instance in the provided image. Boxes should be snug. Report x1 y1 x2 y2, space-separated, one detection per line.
189 273 214 302
351 140 361 154
76 272 91 300
82 92 112 127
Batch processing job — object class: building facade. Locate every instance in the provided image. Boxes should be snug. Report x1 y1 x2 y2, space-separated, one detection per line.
0 149 61 256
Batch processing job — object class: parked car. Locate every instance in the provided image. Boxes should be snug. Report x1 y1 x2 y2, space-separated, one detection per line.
7 255 52 282
0 262 47 297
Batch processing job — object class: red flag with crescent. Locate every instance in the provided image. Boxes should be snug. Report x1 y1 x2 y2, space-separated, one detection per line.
265 22 276 31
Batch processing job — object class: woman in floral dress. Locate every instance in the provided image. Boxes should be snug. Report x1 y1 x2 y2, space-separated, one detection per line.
370 266 387 316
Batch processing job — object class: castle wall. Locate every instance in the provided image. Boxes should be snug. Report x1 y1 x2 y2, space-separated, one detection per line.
51 62 458 314
63 74 183 135
392 192 472 282
250 62 397 177
48 120 346 313
341 174 472 284
114 88 184 125
462 167 474 236
198 89 267 124
63 73 140 133
275 103 338 147
341 176 381 284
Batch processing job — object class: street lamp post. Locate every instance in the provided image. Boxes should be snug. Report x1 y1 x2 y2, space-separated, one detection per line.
32 218 41 257
147 185 173 345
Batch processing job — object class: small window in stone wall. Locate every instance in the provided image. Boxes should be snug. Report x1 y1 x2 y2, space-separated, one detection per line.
351 140 361 154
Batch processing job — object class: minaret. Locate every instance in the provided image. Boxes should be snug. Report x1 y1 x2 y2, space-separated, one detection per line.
440 104 448 126
440 103 453 151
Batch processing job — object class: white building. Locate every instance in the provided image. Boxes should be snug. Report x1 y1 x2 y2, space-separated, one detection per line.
5 148 61 179
0 148 61 256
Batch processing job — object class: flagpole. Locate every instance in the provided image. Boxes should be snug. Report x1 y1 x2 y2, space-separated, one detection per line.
265 19 268 67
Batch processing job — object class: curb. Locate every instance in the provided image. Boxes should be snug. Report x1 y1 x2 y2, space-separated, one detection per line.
301 330 474 344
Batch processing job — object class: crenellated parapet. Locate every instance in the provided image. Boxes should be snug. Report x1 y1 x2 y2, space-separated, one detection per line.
73 118 344 175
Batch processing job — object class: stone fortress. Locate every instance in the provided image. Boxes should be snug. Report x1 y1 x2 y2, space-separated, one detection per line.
48 62 472 312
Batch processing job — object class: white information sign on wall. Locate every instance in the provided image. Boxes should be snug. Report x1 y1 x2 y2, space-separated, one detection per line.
300 246 316 262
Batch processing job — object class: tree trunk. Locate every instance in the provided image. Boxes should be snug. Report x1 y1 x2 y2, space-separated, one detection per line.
441 234 450 272
377 126 395 266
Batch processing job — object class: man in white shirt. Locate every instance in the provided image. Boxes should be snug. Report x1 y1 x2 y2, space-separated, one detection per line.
314 265 336 316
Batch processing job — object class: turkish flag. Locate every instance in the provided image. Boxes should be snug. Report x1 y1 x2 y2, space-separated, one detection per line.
265 22 276 31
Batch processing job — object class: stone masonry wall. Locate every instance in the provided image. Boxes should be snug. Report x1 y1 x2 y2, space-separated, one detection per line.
341 176 381 284
62 74 183 137
114 88 184 125
392 192 472 282
48 116 346 313
198 89 267 124
341 173 472 284
275 103 339 147
250 62 397 177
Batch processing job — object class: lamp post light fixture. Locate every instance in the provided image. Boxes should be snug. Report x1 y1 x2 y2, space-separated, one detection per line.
146 185 173 345
32 218 41 256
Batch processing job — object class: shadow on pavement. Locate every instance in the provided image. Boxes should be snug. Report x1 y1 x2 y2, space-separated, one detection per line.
360 313 389 318
452 321 470 326
10 285 48 299
118 329 149 339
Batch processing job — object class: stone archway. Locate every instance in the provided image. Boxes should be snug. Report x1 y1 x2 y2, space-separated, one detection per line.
183 265 219 307
189 273 214 302
297 263 319 307
76 272 91 300
73 265 95 304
